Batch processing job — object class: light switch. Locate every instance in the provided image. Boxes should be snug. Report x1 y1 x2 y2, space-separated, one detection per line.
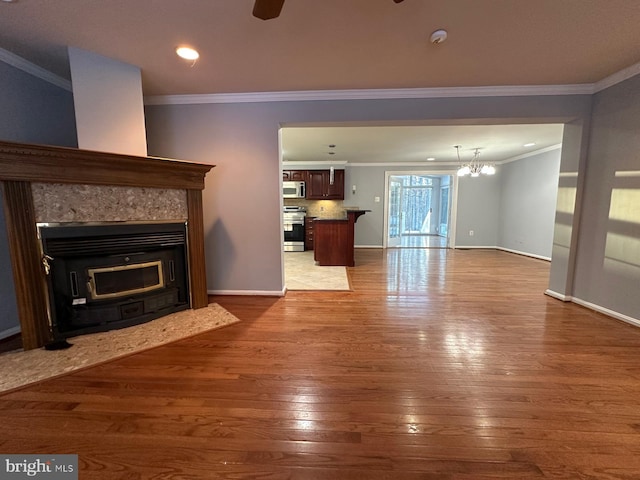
374 196 380 203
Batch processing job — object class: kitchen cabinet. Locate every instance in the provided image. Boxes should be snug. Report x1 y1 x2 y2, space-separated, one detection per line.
304 217 315 251
313 210 369 266
282 170 307 182
306 169 344 200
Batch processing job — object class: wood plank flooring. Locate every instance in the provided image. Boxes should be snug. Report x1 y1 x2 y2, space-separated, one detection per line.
1 249 640 479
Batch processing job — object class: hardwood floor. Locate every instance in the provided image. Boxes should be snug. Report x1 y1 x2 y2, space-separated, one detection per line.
398 233 448 247
1 249 640 479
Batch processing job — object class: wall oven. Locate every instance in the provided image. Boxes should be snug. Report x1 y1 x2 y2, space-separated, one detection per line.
283 206 306 252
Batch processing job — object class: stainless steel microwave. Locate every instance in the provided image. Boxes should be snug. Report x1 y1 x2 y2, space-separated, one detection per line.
283 181 305 198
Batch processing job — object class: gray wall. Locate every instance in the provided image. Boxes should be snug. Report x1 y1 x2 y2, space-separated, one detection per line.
0 59 77 337
456 173 501 247
344 165 385 247
0 60 77 147
572 74 640 320
346 165 501 248
548 116 591 297
498 148 562 258
145 94 591 295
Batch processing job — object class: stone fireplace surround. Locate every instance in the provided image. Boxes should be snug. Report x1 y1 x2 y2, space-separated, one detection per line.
0 140 213 350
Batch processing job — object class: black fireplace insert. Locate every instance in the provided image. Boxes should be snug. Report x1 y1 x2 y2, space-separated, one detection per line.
38 221 190 338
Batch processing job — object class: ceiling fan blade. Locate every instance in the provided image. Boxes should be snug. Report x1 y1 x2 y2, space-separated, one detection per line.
253 0 285 20
393 0 405 3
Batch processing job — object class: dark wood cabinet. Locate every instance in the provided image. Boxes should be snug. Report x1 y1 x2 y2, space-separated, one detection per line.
313 210 369 266
282 170 307 182
306 169 344 200
304 217 315 251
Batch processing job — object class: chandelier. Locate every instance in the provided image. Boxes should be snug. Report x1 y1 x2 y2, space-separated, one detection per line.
455 146 496 177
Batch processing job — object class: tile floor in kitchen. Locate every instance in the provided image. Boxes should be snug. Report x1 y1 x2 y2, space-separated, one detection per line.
283 251 350 291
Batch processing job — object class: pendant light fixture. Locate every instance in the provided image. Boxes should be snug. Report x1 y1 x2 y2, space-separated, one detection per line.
455 146 495 177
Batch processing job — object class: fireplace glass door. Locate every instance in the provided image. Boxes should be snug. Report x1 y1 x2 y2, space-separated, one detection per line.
88 260 165 300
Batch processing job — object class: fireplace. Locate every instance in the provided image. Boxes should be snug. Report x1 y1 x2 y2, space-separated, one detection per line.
1 140 213 350
38 222 190 338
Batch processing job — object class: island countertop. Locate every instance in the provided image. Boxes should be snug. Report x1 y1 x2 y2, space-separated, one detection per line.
313 209 371 222
313 210 370 266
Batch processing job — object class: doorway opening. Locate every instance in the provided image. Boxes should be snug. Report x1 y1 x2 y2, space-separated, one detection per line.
385 173 454 248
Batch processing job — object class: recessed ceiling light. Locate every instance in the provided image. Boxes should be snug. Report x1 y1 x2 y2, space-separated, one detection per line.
176 46 199 61
1 0 19 3
427 157 435 161
523 142 536 147
430 29 448 45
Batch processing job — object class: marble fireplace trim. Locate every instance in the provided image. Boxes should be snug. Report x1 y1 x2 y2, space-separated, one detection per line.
32 183 188 223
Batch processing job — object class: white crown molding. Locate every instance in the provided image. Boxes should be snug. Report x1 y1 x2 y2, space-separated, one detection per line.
498 144 563 165
347 161 461 167
289 146 562 168
144 84 594 106
593 60 640 93
0 47 72 92
283 160 348 167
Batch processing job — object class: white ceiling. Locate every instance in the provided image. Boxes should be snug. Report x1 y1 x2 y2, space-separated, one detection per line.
281 124 564 165
0 1 635 165
0 0 639 96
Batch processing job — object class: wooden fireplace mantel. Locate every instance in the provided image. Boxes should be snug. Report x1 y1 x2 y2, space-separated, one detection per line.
0 140 214 350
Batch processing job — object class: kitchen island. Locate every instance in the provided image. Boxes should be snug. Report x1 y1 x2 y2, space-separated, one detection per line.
313 210 370 267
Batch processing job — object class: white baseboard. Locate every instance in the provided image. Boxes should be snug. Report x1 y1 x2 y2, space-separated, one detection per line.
0 326 21 340
208 289 285 297
571 297 640 328
545 290 640 328
454 245 551 262
545 289 573 302
355 245 384 249
497 247 551 261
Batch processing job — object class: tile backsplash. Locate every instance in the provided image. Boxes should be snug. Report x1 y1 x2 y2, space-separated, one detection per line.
284 199 346 219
